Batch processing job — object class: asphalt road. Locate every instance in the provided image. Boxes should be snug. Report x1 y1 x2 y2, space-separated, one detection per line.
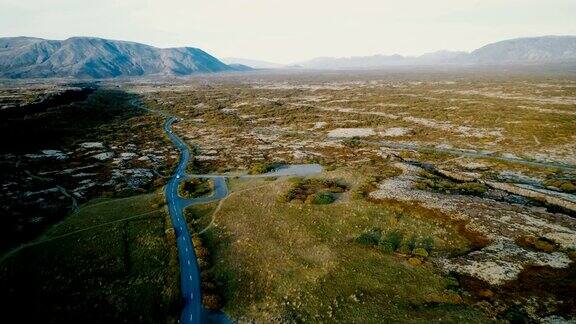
164 117 206 324
163 117 322 324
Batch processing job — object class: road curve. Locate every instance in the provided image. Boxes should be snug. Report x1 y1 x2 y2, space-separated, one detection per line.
163 117 322 324
164 117 204 324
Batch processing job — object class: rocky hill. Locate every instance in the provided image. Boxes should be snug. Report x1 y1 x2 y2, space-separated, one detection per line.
0 36 233 78
470 36 576 64
295 36 576 69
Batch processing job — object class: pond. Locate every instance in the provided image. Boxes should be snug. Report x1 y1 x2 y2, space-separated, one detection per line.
244 163 323 178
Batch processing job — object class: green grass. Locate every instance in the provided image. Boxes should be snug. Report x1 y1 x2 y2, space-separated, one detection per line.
279 177 348 204
415 171 488 196
184 201 219 233
356 228 435 256
544 178 576 194
178 178 212 199
0 192 180 323
200 170 488 322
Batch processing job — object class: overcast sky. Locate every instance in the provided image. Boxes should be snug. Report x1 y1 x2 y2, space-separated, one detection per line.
1 0 575 63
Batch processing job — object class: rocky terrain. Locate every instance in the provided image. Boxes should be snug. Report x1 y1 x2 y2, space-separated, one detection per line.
125 71 575 321
0 84 175 250
1 70 574 322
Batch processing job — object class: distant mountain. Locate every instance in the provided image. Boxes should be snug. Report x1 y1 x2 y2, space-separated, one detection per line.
297 54 406 69
470 36 576 64
417 50 470 64
295 36 576 69
2 35 575 77
227 63 254 71
222 57 285 69
0 36 235 78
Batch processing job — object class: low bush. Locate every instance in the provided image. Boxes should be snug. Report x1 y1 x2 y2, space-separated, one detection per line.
356 229 436 256
412 247 429 258
356 228 383 246
544 178 576 194
422 236 435 253
248 162 282 175
415 172 487 196
384 230 404 251
342 136 362 147
179 178 212 199
312 191 336 204
516 235 558 253
378 241 395 253
407 235 418 250
279 178 348 204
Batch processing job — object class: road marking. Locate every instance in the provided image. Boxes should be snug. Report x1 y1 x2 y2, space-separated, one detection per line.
187 260 191 265
189 275 192 280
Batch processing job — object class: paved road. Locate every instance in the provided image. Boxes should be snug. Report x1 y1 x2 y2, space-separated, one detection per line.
163 117 323 324
164 117 206 324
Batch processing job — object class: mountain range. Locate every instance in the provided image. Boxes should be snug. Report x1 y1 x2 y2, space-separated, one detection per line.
221 57 284 69
0 36 243 79
227 36 576 69
1 35 575 78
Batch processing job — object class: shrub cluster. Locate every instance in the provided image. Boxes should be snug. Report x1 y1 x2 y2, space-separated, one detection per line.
415 171 487 196
192 234 222 311
279 178 348 204
342 136 362 147
248 162 283 175
515 235 559 253
544 178 576 194
178 178 212 199
356 228 435 256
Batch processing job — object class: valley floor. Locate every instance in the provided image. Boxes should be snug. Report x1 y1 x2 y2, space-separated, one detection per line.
1 70 575 322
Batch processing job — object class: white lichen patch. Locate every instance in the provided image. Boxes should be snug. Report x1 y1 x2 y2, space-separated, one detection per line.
25 150 69 160
439 239 572 285
92 152 114 161
370 162 576 284
79 142 104 149
380 127 411 137
327 128 375 138
310 121 327 130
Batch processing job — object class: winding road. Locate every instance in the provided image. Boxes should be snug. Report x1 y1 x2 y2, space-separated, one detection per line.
163 118 323 324
164 117 229 324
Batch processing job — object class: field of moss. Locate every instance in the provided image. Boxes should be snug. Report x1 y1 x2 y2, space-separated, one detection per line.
0 192 180 323
194 168 490 322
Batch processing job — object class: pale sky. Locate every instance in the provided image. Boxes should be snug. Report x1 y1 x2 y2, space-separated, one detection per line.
1 0 575 63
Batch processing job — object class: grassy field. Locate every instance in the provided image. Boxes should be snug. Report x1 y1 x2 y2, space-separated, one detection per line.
184 201 219 233
0 192 180 323
178 178 213 199
197 167 490 322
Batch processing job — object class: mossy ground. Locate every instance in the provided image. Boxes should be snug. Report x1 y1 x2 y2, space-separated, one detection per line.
198 168 489 322
0 192 180 323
